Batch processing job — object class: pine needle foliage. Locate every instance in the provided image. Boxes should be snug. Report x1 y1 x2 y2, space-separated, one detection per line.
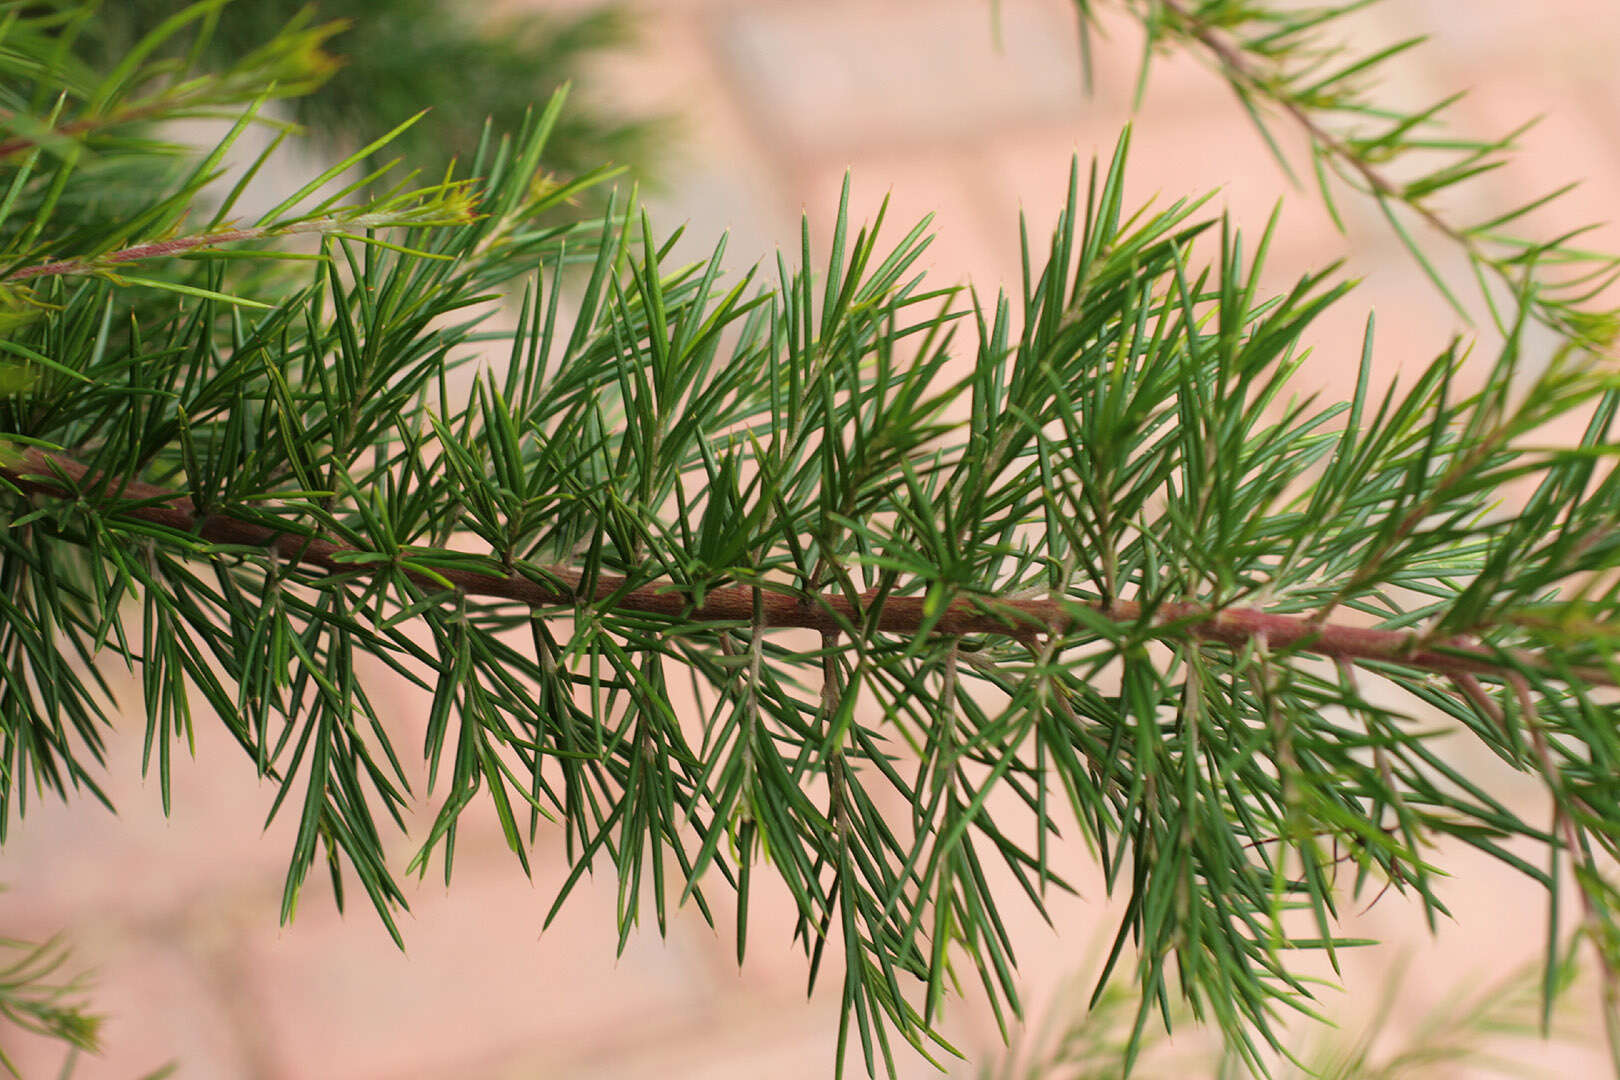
4 1 1620 1076
1074 0 1620 346
985 947 1584 1079
0 929 100 1077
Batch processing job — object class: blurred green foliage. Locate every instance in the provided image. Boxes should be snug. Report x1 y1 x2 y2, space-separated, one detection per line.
83 0 660 183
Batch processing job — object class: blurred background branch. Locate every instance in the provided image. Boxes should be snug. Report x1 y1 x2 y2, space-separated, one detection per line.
80 0 663 187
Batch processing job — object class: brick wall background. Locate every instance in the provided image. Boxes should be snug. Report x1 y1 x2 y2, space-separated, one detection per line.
7 1 1620 1076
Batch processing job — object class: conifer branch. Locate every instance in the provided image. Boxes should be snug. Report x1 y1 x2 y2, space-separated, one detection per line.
1152 0 1455 241
0 8 343 160
0 102 172 161
1095 0 1620 342
4 446 1603 688
2 212 463 282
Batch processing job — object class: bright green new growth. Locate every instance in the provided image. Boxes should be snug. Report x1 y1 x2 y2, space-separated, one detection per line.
5 1 1620 1077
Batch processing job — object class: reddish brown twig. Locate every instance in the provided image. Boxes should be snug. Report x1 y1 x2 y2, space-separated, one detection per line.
5 227 282 282
1 446 1603 687
2 214 419 284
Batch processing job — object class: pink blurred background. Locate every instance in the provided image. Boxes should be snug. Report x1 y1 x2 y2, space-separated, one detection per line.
8 1 1620 1075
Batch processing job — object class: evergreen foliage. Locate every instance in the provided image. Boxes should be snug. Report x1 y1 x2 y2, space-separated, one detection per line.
1078 0 1620 344
3 1 1619 1075
986 948 1584 1079
0 930 99 1077
83 0 657 182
